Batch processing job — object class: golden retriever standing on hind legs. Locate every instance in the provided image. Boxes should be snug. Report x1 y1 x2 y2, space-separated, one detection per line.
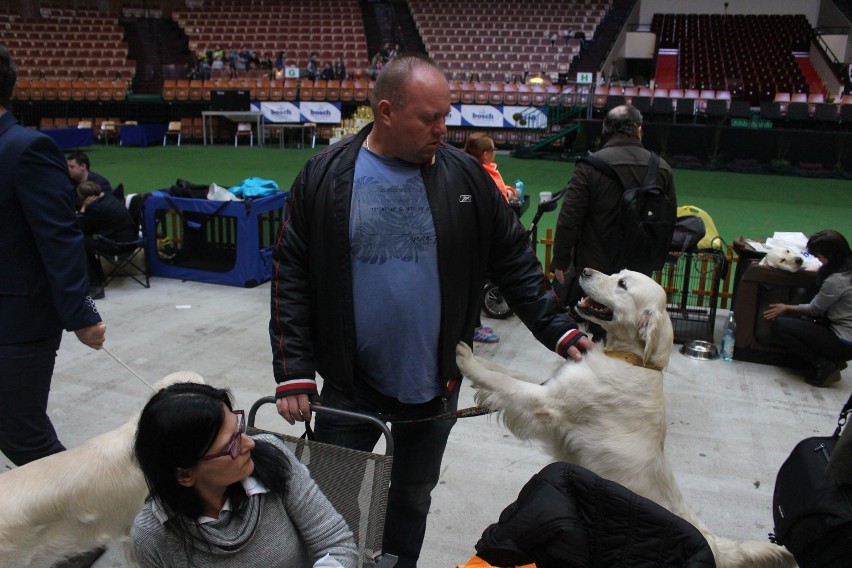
456 268 796 568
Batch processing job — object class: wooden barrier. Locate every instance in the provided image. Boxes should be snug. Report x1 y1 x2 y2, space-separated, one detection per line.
538 230 739 310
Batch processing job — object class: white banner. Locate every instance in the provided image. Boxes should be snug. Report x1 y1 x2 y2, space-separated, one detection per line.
299 101 342 124
502 105 547 128
285 66 299 79
256 101 301 123
445 105 462 126
459 104 504 128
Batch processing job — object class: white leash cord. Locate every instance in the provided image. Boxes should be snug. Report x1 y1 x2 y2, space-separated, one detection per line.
102 346 157 392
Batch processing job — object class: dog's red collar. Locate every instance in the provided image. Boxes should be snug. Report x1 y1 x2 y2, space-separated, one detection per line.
605 350 664 371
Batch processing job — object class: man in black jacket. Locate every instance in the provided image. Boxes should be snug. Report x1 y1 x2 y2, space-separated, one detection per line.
270 54 590 567
552 104 677 337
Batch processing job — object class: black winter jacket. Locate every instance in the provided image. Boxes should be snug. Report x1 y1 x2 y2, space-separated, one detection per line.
476 462 716 568
270 125 582 399
551 137 676 276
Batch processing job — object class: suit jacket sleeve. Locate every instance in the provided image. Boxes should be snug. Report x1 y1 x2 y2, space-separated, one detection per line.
17 135 102 331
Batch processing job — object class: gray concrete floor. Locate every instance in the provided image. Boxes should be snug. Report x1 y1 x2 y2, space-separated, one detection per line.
2 275 848 567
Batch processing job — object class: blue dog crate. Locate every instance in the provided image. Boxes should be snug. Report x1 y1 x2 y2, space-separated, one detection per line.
144 191 287 287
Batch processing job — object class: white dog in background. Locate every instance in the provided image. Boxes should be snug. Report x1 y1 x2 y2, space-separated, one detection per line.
0 371 204 568
759 247 804 272
457 268 795 568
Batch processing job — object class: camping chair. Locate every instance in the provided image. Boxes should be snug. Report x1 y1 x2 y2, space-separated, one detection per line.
95 192 150 288
248 397 397 568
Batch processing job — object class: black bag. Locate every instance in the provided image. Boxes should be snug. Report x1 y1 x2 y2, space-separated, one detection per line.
168 178 209 199
771 391 852 567
671 215 706 254
579 153 676 274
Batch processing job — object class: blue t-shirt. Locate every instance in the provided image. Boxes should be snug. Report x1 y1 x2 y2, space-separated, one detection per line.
350 147 441 403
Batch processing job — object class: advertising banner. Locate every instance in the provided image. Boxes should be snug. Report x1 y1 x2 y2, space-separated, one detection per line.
459 104 505 128
254 101 343 123
502 105 548 128
299 101 343 124
254 101 301 123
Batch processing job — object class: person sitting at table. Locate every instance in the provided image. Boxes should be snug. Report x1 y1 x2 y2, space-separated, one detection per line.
67 151 119 201
75 180 136 299
131 381 358 567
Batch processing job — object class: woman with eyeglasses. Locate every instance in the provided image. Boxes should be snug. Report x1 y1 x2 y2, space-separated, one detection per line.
131 382 358 567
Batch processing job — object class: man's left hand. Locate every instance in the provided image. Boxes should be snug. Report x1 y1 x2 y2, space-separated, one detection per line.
565 335 593 361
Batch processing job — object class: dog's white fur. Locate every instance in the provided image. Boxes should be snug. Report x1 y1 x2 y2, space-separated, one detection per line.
0 371 204 568
457 269 795 568
759 247 803 272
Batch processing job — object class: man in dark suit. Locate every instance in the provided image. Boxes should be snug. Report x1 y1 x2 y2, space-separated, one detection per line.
0 45 107 467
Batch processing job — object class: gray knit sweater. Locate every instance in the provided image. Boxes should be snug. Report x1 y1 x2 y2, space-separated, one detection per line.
131 434 358 567
797 270 852 343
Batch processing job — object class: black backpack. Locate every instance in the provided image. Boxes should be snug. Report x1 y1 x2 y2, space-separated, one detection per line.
579 153 676 274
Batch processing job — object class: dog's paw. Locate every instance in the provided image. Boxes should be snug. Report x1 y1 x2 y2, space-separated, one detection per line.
456 341 474 370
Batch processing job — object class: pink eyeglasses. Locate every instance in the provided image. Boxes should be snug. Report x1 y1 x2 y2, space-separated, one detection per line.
198 410 245 461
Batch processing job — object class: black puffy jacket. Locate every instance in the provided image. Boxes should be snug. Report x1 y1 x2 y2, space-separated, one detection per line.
476 463 716 568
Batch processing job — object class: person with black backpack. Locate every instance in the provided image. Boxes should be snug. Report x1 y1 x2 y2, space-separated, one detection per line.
552 104 677 340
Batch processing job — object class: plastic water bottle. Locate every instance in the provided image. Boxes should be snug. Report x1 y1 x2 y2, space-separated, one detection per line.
720 312 736 361
514 179 524 202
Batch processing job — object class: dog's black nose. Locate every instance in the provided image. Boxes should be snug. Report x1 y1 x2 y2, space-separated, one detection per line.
795 257 803 265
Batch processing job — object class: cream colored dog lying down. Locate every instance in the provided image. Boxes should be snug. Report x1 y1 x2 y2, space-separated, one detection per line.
0 371 204 568
457 269 796 568
759 247 804 272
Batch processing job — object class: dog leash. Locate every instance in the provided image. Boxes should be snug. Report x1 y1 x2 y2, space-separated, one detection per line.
102 346 157 392
377 405 493 424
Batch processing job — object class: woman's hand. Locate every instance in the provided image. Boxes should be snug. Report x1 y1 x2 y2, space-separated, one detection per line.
764 303 794 320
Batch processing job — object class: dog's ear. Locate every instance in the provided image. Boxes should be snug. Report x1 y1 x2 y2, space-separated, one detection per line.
638 309 673 367
637 309 658 348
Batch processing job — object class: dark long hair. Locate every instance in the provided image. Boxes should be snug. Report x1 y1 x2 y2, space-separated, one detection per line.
807 230 852 286
134 382 290 560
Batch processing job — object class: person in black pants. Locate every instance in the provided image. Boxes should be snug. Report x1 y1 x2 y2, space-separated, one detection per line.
0 45 106 466
764 230 852 387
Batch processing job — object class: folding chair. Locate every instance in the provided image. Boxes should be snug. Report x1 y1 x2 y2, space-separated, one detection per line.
234 122 253 146
248 397 397 568
163 121 182 146
95 192 150 288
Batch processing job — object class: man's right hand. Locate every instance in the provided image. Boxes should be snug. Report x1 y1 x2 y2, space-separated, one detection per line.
75 322 106 350
276 393 312 425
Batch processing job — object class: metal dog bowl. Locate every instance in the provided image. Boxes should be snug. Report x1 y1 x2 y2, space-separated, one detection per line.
680 340 719 360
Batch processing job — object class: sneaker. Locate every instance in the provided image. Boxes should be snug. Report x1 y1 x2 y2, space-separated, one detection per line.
807 358 841 387
474 327 499 343
478 325 493 333
88 286 105 300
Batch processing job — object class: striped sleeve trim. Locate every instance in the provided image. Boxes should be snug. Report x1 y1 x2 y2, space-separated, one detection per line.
275 378 318 398
556 329 584 358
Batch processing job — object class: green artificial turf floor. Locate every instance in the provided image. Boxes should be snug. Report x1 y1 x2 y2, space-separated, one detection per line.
88 144 852 257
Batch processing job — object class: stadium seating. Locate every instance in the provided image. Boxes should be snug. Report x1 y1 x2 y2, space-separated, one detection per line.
3 7 134 81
